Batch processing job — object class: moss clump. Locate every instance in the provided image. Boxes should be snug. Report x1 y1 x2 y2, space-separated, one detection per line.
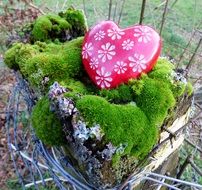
31 8 87 43
186 82 193 96
136 78 176 127
31 97 65 146
4 37 84 91
4 43 23 69
99 84 134 104
76 95 158 158
59 7 88 38
149 58 174 80
32 14 71 42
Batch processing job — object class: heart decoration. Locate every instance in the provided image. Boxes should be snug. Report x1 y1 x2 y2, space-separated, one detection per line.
82 21 161 89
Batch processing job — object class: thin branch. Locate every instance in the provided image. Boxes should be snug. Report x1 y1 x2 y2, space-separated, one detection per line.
176 155 191 179
186 38 202 72
189 159 202 176
118 0 126 25
159 0 169 36
25 2 45 15
185 138 202 154
170 0 179 9
177 31 196 68
139 0 146 25
108 0 113 20
113 0 118 22
82 0 87 17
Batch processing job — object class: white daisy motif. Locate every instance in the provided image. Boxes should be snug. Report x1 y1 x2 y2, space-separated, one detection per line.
98 42 116 63
122 39 134 50
134 26 152 43
128 54 147 73
114 61 127 74
95 67 113 88
89 57 99 70
107 28 125 40
94 30 106 41
82 42 93 59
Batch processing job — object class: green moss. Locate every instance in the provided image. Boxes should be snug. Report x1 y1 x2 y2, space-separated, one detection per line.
16 44 40 75
148 58 175 84
129 78 145 96
4 43 23 69
99 84 134 104
172 82 186 98
76 95 158 158
31 97 65 146
59 7 88 37
4 37 84 91
32 15 52 41
136 78 176 127
32 14 71 42
186 82 193 96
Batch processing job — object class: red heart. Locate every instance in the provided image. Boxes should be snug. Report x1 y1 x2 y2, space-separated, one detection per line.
82 21 161 89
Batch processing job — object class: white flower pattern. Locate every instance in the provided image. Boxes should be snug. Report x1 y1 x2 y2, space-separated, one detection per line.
98 42 116 62
94 30 106 41
107 28 125 40
114 61 127 74
128 54 147 73
82 42 93 59
95 67 112 88
122 39 134 50
89 57 99 70
134 26 152 43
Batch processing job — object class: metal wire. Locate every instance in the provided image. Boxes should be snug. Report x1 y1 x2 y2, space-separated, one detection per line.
6 72 96 190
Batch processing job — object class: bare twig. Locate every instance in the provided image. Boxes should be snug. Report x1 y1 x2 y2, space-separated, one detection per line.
25 2 45 15
159 0 169 36
177 31 196 68
176 155 191 179
108 0 113 20
185 138 202 154
189 159 202 176
82 0 87 17
186 38 202 72
118 0 126 25
170 0 179 9
164 39 202 57
139 0 146 25
113 0 118 22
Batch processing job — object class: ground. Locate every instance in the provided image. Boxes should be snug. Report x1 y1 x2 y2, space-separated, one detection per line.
0 60 16 189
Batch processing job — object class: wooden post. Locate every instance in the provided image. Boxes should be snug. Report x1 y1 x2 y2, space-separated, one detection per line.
186 38 202 71
139 0 146 25
159 0 169 36
108 0 113 20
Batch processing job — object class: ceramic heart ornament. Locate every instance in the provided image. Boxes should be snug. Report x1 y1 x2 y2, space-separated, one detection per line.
82 21 161 89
